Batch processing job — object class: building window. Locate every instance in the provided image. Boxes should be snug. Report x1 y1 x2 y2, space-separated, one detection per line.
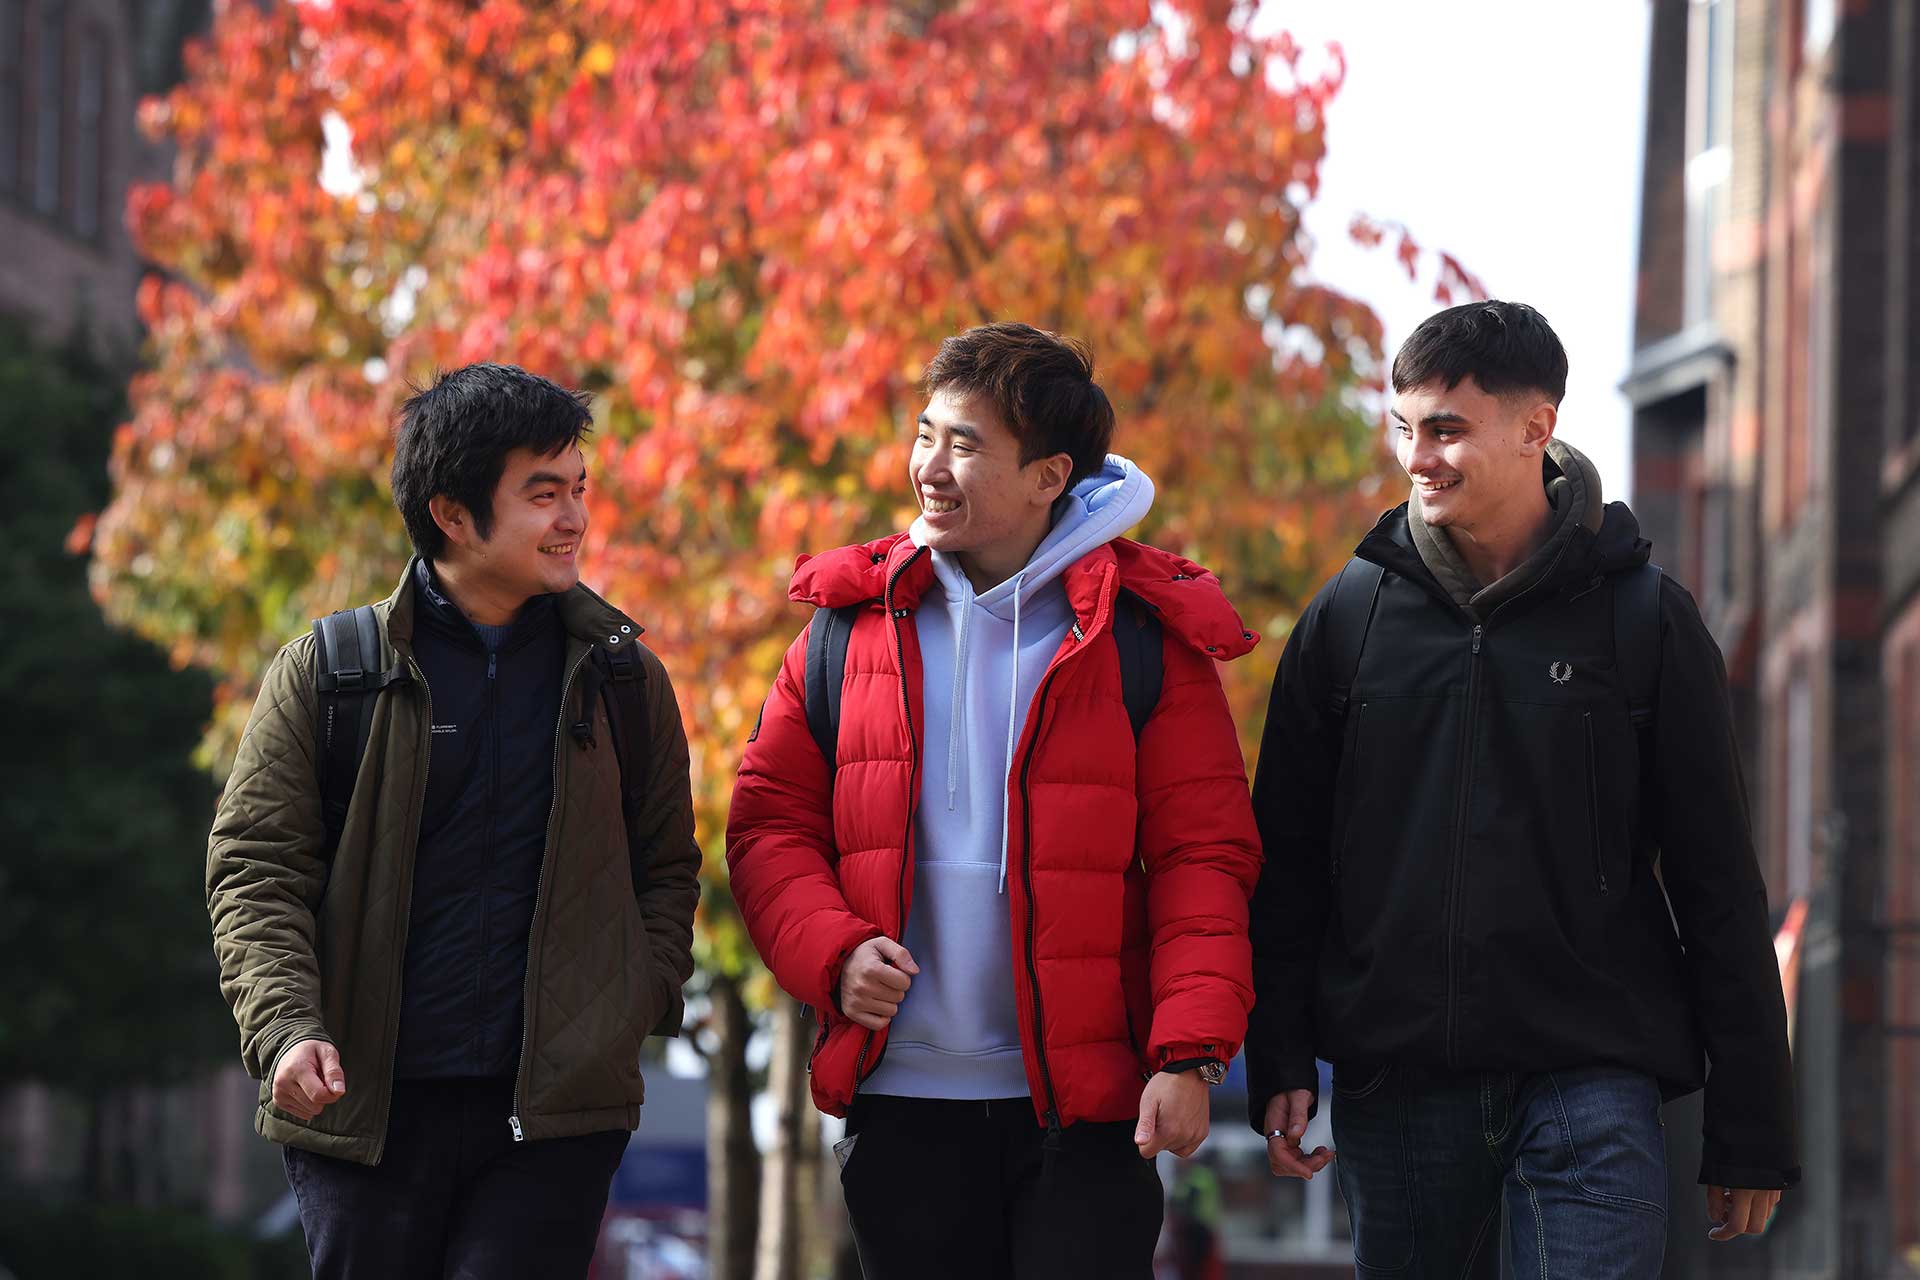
0 0 22 196
32 0 63 219
73 24 105 240
1685 0 1735 326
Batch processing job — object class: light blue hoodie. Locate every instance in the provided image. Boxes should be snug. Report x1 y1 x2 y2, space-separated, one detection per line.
861 456 1156 1101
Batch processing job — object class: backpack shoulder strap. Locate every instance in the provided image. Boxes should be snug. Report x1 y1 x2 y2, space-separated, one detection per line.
1614 562 1664 729
311 604 405 856
803 604 861 769
1110 590 1164 741
1322 558 1386 717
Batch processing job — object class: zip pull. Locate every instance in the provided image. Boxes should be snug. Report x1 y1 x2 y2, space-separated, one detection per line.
1471 624 1483 655
508 1115 524 1142
487 652 497 680
1043 1114 1063 1151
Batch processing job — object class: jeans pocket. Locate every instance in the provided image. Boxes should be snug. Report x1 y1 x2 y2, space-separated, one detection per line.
1548 1069 1669 1218
1333 1062 1394 1100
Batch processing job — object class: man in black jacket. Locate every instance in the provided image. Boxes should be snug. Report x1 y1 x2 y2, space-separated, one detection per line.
1246 302 1798 1278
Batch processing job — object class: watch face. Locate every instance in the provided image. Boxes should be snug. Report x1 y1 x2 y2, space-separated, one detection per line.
1199 1061 1227 1086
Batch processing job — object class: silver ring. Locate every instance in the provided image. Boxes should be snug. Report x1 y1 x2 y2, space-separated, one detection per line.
1266 1129 1287 1140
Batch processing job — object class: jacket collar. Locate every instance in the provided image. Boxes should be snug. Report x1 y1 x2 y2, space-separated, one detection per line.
383 556 644 656
1356 500 1653 617
789 531 1259 662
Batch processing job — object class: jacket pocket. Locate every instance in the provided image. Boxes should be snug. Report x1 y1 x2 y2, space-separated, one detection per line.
1583 711 1607 895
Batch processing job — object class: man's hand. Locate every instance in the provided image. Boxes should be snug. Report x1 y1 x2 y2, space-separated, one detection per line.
1135 1070 1210 1159
1707 1186 1782 1241
837 937 919 1031
1264 1090 1334 1179
272 1039 346 1122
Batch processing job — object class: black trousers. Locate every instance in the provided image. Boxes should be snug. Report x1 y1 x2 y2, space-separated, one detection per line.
839 1095 1164 1280
281 1078 628 1280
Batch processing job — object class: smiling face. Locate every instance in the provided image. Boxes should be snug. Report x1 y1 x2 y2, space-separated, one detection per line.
430 445 589 609
908 387 1071 589
1390 377 1556 535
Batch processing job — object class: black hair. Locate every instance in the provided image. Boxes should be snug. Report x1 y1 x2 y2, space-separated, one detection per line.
390 363 593 560
1391 301 1569 406
923 322 1116 488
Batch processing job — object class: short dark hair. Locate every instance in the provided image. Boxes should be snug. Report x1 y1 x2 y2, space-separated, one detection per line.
1391 301 1569 406
390 363 593 560
922 322 1116 487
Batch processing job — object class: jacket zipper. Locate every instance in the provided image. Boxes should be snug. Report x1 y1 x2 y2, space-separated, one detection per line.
850 546 926 1094
509 646 593 1141
375 657 433 1164
478 651 498 1069
1439 536 1580 1069
1020 664 1068 1133
1014 593 1117 1130
1583 711 1607 894
1443 624 1483 1069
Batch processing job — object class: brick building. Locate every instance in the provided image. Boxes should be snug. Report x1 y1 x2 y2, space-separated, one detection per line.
1626 0 1920 1274
0 0 285 1231
0 0 201 354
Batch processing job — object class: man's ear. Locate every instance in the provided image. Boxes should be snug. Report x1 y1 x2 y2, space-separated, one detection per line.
428 493 478 552
1031 452 1075 506
1521 401 1558 454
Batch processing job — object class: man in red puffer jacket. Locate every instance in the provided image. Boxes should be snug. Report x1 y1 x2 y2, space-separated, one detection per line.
727 322 1263 1280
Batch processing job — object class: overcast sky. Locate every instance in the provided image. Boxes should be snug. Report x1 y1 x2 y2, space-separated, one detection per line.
1261 0 1652 500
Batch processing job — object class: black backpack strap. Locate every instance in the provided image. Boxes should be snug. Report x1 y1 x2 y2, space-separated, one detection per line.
1322 558 1386 717
311 604 407 856
1614 562 1664 729
1110 591 1164 741
803 605 860 770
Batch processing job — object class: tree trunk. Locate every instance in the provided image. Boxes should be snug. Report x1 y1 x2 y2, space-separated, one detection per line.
707 972 760 1280
753 992 819 1280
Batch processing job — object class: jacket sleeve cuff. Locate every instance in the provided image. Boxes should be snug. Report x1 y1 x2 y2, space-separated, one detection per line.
1697 1159 1802 1191
810 921 884 1014
258 1019 332 1084
1153 1040 1233 1072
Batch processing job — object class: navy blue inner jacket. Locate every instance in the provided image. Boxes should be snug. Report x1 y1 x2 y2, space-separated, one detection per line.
393 561 566 1080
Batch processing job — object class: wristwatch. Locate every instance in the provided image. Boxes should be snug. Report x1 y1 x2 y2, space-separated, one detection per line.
1159 1056 1228 1085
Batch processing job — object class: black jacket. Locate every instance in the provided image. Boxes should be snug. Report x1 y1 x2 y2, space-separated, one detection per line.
1245 501 1800 1190
392 562 566 1079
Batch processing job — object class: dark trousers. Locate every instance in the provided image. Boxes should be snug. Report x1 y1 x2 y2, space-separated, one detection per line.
839 1094 1164 1280
1331 1064 1669 1279
282 1078 628 1280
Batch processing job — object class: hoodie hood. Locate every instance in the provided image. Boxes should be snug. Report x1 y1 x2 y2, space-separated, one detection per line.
1407 439 1613 618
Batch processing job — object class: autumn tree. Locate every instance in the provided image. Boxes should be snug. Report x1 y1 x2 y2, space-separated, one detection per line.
94 1 1475 1271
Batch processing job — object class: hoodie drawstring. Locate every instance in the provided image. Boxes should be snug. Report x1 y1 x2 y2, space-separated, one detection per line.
998 568 1028 894
946 584 972 812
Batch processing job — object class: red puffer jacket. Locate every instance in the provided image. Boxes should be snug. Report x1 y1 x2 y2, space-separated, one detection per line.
726 531 1263 1128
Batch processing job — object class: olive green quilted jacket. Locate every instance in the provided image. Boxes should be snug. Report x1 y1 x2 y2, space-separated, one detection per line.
207 562 701 1165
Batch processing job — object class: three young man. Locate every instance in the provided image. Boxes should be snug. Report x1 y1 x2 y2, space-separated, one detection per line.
211 308 1798 1279
726 322 1265 1278
1245 302 1798 1277
207 364 701 1278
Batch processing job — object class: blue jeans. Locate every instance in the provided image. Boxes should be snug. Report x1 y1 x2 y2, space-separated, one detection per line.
1330 1064 1668 1279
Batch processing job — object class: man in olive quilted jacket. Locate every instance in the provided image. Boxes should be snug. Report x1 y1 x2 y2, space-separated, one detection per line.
206 363 700 1279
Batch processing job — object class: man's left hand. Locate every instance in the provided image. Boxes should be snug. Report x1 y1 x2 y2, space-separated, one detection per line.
1135 1069 1210 1159
1707 1186 1783 1241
